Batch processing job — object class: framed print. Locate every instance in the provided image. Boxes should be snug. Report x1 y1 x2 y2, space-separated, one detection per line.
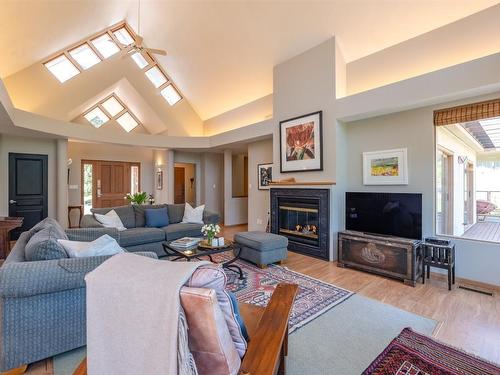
156 170 163 190
363 148 408 185
257 163 273 190
280 111 323 173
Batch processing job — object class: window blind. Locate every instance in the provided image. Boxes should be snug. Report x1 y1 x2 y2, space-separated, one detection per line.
434 98 500 126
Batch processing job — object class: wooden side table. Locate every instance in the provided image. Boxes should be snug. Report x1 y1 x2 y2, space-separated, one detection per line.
421 241 456 290
0 217 23 259
68 205 84 228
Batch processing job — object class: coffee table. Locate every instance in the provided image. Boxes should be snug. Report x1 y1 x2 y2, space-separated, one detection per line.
162 239 244 279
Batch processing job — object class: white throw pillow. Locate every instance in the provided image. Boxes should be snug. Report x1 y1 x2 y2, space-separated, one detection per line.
58 234 124 258
94 210 127 231
182 203 205 224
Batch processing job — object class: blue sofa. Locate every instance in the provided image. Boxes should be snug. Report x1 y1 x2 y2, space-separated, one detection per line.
81 203 220 257
0 221 157 372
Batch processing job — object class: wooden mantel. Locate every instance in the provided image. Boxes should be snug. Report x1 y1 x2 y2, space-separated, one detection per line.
269 181 336 186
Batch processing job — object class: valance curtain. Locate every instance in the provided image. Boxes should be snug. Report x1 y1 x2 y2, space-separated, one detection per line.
433 98 500 126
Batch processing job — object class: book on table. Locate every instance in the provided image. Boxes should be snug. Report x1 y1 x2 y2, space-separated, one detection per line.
170 237 201 248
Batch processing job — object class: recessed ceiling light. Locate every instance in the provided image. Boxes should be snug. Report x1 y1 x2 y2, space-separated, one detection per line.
84 107 109 128
131 52 149 69
44 55 80 83
91 34 120 58
145 66 167 88
117 112 139 132
113 27 134 46
160 84 182 105
69 43 101 70
102 96 124 117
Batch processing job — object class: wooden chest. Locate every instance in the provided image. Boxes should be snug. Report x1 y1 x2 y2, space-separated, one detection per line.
338 230 423 286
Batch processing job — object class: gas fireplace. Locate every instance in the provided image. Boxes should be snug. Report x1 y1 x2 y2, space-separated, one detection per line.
270 188 330 260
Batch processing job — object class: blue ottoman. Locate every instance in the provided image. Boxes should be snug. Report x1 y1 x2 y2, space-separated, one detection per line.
234 231 288 268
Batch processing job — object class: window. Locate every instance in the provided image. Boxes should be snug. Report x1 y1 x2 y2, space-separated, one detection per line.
131 52 149 69
130 165 140 195
145 66 167 88
69 44 101 70
113 27 134 46
116 112 139 132
44 55 80 83
81 93 141 132
91 34 120 58
84 107 109 128
101 96 124 117
435 100 500 243
160 84 182 106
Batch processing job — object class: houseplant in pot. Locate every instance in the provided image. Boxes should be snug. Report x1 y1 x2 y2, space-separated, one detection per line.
201 224 221 246
125 191 149 205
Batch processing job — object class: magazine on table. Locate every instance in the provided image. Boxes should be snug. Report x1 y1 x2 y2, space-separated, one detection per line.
170 237 202 248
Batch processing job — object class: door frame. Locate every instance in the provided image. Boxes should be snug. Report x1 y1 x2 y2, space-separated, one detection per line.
436 147 454 235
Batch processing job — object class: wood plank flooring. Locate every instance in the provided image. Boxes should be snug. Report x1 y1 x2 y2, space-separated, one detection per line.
23 224 500 374
463 220 500 242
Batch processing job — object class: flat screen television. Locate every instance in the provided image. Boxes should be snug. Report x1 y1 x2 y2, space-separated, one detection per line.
345 192 422 240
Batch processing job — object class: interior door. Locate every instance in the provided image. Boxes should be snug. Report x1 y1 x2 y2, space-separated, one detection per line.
8 153 48 239
174 167 185 204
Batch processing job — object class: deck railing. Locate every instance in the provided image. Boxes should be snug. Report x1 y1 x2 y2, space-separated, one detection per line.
477 190 500 207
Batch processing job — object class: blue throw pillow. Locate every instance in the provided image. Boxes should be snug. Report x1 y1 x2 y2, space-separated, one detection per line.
228 291 249 341
144 208 169 228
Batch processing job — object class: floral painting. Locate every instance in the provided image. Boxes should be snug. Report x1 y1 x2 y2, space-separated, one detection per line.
363 148 408 185
280 111 323 173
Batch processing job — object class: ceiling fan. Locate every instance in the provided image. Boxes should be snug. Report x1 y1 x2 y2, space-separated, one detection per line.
119 0 167 58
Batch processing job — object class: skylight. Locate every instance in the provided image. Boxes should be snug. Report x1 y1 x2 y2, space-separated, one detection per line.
102 96 124 117
84 107 109 128
161 84 182 106
113 27 134 46
69 44 101 70
145 66 167 88
91 34 120 58
131 52 149 69
44 55 80 83
116 112 139 132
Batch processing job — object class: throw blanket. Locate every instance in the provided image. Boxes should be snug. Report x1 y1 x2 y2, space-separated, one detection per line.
85 253 209 375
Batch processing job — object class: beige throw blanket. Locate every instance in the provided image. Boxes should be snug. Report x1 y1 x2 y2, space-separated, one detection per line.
85 253 209 375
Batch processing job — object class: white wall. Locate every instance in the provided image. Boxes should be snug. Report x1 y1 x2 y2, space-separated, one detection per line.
200 152 224 218
0 134 58 218
248 139 273 231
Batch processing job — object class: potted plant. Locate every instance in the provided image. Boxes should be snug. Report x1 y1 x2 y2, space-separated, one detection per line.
125 191 149 205
201 224 221 246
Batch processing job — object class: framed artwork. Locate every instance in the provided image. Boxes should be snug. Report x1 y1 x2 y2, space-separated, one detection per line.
279 111 323 173
257 163 273 190
156 170 163 190
363 148 408 185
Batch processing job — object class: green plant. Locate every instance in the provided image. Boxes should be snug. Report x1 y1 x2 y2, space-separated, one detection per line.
125 191 149 205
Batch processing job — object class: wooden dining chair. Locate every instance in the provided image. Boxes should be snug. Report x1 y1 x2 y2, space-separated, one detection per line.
73 283 298 375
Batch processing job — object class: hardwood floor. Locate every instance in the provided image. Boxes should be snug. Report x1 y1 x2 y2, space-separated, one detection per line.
463 220 500 242
23 224 500 374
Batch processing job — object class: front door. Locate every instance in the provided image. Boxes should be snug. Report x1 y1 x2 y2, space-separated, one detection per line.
8 153 48 239
174 167 185 204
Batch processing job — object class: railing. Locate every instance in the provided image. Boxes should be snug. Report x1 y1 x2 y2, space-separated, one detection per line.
476 190 500 207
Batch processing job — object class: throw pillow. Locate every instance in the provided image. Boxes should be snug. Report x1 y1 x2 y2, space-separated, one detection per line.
25 226 69 261
94 210 127 231
182 203 205 224
145 207 169 228
58 234 124 258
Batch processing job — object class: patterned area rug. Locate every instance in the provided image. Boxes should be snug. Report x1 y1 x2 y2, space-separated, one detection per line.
363 328 500 375
212 254 353 333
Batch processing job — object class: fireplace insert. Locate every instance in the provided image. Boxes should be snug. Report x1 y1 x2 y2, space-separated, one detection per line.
271 188 329 259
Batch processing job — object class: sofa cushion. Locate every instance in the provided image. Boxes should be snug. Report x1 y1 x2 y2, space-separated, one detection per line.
119 227 165 247
27 217 65 241
93 210 126 231
25 226 69 261
166 204 185 224
163 223 203 241
145 208 169 228
91 205 136 228
234 231 288 252
133 204 168 227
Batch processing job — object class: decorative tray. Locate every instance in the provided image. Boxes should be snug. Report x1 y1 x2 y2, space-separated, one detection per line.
198 240 232 250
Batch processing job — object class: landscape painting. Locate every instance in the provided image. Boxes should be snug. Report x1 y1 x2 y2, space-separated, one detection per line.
363 148 408 185
280 111 323 173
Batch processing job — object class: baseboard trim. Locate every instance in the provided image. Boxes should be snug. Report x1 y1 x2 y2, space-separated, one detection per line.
429 271 499 295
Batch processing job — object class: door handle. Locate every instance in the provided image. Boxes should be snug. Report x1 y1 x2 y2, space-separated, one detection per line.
9 200 16 204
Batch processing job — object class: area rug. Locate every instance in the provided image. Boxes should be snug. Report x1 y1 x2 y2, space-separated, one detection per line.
363 327 500 375
212 253 353 333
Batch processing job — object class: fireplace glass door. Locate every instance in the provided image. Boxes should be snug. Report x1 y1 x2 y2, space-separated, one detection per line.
278 199 319 247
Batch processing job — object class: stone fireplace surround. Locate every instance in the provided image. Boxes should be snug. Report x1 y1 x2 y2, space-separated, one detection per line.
270 188 330 260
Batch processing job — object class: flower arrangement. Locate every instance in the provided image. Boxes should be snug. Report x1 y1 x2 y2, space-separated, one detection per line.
125 191 149 205
201 223 221 245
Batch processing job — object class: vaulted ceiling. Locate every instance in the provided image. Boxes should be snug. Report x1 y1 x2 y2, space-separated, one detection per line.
0 0 498 120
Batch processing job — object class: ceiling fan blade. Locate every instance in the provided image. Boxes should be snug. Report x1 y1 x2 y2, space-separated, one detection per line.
145 47 167 56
